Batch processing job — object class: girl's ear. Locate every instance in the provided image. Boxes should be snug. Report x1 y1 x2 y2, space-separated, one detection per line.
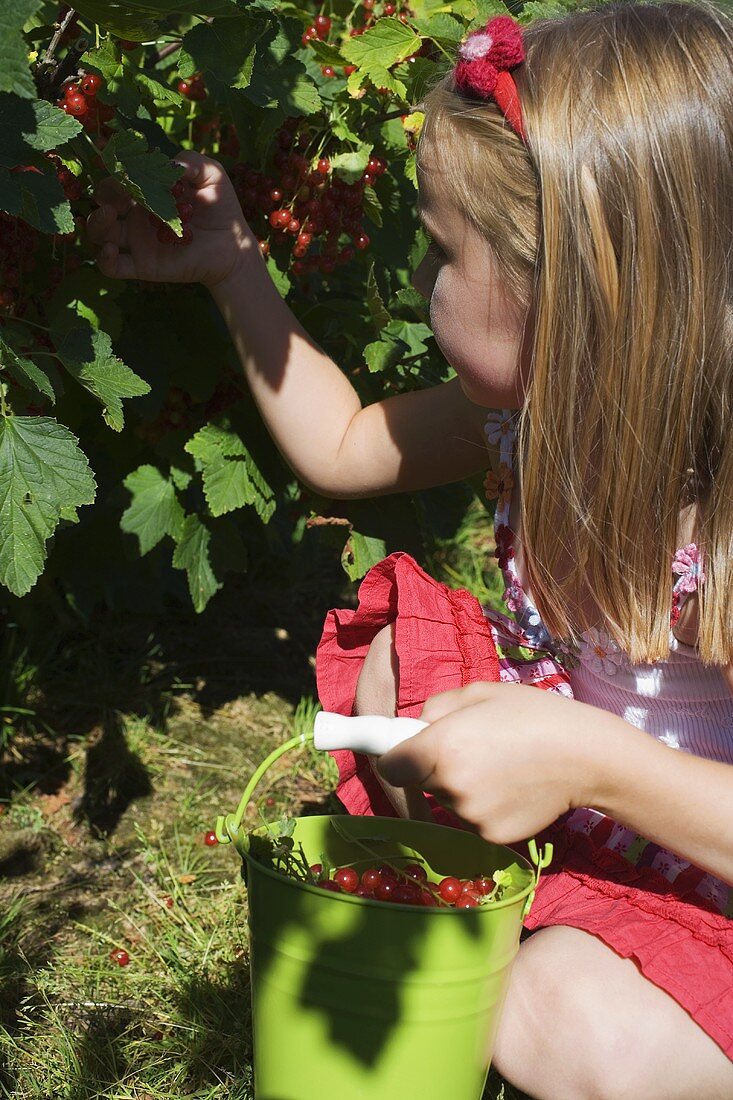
671 592 699 650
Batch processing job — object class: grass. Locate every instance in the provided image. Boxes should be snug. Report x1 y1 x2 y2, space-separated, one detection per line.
0 499 530 1100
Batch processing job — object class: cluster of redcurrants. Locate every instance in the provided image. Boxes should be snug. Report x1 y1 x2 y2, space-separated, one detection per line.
56 73 114 146
231 122 387 278
310 861 497 908
177 72 207 101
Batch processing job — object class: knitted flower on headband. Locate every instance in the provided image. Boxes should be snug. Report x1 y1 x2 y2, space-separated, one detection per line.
454 15 526 139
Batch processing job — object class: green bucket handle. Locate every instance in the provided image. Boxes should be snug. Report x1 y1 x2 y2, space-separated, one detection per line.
214 730 553 912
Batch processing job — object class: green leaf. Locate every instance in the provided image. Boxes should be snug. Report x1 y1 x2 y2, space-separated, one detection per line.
266 254 291 298
384 318 432 355
100 129 181 224
366 263 390 332
362 186 383 228
341 18 421 78
0 0 43 100
73 0 158 39
133 69 183 104
185 423 276 521
0 336 55 403
341 530 387 581
82 40 143 117
52 323 150 431
0 165 74 234
364 337 403 373
179 17 262 89
172 514 221 612
413 13 464 43
0 95 82 167
121 464 185 555
330 148 370 183
46 267 126 341
0 416 96 597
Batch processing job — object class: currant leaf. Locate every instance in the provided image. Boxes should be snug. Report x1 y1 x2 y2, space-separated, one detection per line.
0 416 96 597
120 465 185 554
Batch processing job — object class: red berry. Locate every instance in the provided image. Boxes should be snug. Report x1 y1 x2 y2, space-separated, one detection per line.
118 39 138 51
354 885 374 898
177 80 192 97
296 231 312 248
363 0 375 8
438 877 462 902
269 209 291 229
456 895 480 908
258 239 270 258
374 880 395 902
317 879 342 893
334 867 360 893
384 2 396 13
269 187 283 204
204 830 219 846
277 129 294 150
420 887 439 906
344 65 357 76
377 863 399 884
176 202 194 223
321 66 336 78
81 73 102 95
110 947 130 966
473 876 494 896
392 882 421 905
157 224 176 245
361 867 381 891
403 862 428 882
97 102 115 122
354 233 370 250
287 217 300 234
163 896 174 908
292 259 307 275
315 13 332 37
63 93 88 116
309 863 323 876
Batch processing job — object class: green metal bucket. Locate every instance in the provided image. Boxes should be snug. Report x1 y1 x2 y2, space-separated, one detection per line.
216 733 551 1100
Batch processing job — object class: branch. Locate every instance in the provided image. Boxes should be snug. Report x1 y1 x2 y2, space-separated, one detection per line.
43 7 78 66
157 39 183 61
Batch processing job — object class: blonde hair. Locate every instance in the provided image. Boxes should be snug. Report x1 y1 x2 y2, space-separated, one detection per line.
419 0 733 664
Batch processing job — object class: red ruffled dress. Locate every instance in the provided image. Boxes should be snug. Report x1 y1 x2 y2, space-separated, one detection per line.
315 409 733 1061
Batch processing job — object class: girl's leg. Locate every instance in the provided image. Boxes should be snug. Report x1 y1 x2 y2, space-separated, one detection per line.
492 925 733 1100
353 622 433 821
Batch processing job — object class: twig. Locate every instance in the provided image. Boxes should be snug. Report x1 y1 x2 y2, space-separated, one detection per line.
157 40 183 61
44 7 77 66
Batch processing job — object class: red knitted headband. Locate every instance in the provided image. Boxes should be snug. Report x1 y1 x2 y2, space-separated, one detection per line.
454 15 526 142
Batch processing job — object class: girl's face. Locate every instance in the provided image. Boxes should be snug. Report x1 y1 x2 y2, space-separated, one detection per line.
412 165 532 408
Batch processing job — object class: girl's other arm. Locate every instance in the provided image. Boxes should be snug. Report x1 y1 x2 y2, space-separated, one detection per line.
210 255 490 499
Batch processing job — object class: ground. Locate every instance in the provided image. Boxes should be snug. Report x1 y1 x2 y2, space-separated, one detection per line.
0 501 527 1100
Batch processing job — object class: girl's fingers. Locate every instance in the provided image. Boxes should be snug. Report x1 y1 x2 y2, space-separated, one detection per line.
94 176 132 214
86 204 128 249
97 242 137 281
420 682 499 724
377 723 443 790
172 150 228 194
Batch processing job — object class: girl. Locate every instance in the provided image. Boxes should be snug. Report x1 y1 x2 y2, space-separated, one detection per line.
87 2 733 1095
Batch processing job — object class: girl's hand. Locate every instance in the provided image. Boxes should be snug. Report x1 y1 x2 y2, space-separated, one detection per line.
376 682 612 843
86 151 257 288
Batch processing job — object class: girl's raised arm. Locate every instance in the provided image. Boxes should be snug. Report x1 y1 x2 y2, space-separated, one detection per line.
87 152 490 499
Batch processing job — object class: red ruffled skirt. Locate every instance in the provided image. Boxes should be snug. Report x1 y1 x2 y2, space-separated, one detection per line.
316 552 733 1060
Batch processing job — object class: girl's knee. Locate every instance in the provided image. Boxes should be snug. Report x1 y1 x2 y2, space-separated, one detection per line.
354 622 398 717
